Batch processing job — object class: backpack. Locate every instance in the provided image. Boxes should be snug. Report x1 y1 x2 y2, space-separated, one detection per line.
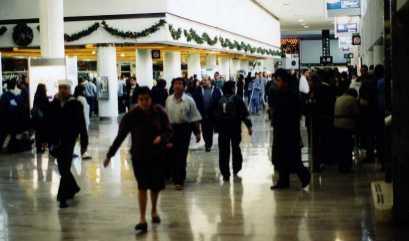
215 95 239 122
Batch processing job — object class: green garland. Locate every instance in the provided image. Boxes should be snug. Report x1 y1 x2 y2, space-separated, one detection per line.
168 25 182 40
179 28 218 46
219 37 280 56
102 19 166 39
64 22 100 42
0 26 7 36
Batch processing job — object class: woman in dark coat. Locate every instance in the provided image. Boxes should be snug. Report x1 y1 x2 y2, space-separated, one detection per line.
151 79 168 107
104 87 172 233
32 84 50 153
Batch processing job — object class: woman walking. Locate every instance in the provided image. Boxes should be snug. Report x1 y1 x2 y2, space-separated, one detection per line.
32 84 50 154
104 87 172 233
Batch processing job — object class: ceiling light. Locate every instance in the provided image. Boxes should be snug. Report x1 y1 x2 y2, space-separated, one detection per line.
298 19 304 22
92 51 96 55
304 26 309 29
120 53 125 57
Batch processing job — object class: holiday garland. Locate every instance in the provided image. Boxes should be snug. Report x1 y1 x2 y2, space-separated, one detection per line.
64 22 100 42
168 25 182 40
101 19 166 39
0 26 7 37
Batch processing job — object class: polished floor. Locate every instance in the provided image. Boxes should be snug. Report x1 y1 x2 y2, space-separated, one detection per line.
0 114 406 241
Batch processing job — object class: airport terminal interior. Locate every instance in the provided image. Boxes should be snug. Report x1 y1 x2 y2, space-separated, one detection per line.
0 0 409 240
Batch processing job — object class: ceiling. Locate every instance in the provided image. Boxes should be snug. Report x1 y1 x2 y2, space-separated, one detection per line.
256 0 334 32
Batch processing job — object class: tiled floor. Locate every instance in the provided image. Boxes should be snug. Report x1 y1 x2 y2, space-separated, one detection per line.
0 115 406 241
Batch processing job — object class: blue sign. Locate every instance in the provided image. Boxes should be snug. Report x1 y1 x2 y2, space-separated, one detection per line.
327 0 360 10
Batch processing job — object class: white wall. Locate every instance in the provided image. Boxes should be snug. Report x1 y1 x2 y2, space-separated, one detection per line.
0 0 280 48
0 0 167 19
360 0 384 51
300 39 346 64
166 0 280 47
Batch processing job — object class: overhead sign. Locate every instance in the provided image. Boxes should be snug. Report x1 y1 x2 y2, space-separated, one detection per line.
327 0 361 17
337 23 358 33
322 30 331 57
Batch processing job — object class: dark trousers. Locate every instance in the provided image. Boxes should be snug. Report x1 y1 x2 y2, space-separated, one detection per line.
334 128 354 172
169 123 192 185
202 119 214 149
218 133 243 178
56 144 80 202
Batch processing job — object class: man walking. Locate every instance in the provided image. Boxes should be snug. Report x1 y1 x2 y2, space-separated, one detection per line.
166 78 202 190
214 81 252 181
192 76 222 152
270 69 310 190
49 80 88 208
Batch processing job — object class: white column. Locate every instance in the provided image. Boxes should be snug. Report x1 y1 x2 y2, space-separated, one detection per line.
97 46 118 118
366 49 374 67
263 58 275 73
163 51 181 88
240 60 250 74
206 54 217 70
219 57 230 80
373 45 384 66
39 0 65 58
187 53 202 79
135 49 154 88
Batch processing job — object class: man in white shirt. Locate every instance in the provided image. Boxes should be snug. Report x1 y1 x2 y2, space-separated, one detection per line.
299 69 310 95
166 77 202 190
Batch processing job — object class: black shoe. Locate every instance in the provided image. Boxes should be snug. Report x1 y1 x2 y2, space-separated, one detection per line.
223 176 230 182
134 223 148 233
205 147 211 152
59 201 69 209
270 184 290 190
152 216 161 224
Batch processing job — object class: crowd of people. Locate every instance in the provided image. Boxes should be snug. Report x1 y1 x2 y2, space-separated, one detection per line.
0 64 387 233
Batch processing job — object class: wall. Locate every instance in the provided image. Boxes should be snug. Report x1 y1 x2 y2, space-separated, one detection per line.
397 0 409 10
0 0 280 48
0 0 167 19
360 0 384 51
166 0 280 47
300 39 347 64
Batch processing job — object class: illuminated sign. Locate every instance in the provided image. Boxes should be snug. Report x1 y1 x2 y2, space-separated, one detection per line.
327 0 361 17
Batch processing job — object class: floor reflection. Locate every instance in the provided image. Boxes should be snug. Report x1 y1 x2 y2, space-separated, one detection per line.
0 115 405 241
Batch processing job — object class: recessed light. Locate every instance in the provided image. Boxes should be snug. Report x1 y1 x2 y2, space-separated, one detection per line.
92 51 96 55
304 26 309 28
298 19 304 22
120 53 125 57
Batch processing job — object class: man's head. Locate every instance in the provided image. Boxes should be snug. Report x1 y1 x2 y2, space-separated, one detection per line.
302 69 310 79
214 72 220 80
171 77 186 96
274 69 290 91
360 65 369 77
201 76 211 88
130 77 138 87
7 78 17 90
134 87 153 110
58 80 73 99
222 81 236 96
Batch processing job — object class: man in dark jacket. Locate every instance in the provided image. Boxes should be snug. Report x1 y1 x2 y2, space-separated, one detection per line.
270 69 310 190
214 81 252 181
192 77 222 152
49 80 88 208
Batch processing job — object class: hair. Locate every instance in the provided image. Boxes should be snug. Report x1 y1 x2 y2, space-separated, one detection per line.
7 78 17 90
156 79 167 88
374 64 385 79
222 81 236 95
345 88 358 98
361 65 369 71
274 68 290 84
302 69 310 75
74 84 86 98
133 86 152 103
171 77 186 87
34 84 47 99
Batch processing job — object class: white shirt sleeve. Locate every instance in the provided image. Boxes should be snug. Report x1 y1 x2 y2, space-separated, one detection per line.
299 76 310 94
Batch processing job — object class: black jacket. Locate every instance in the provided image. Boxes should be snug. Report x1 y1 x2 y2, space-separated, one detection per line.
49 97 88 153
192 86 223 120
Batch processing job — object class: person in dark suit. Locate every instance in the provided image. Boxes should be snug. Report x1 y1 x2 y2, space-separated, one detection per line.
270 69 310 190
104 87 172 233
32 84 50 154
151 79 168 107
192 76 223 152
49 80 88 208
214 81 252 181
